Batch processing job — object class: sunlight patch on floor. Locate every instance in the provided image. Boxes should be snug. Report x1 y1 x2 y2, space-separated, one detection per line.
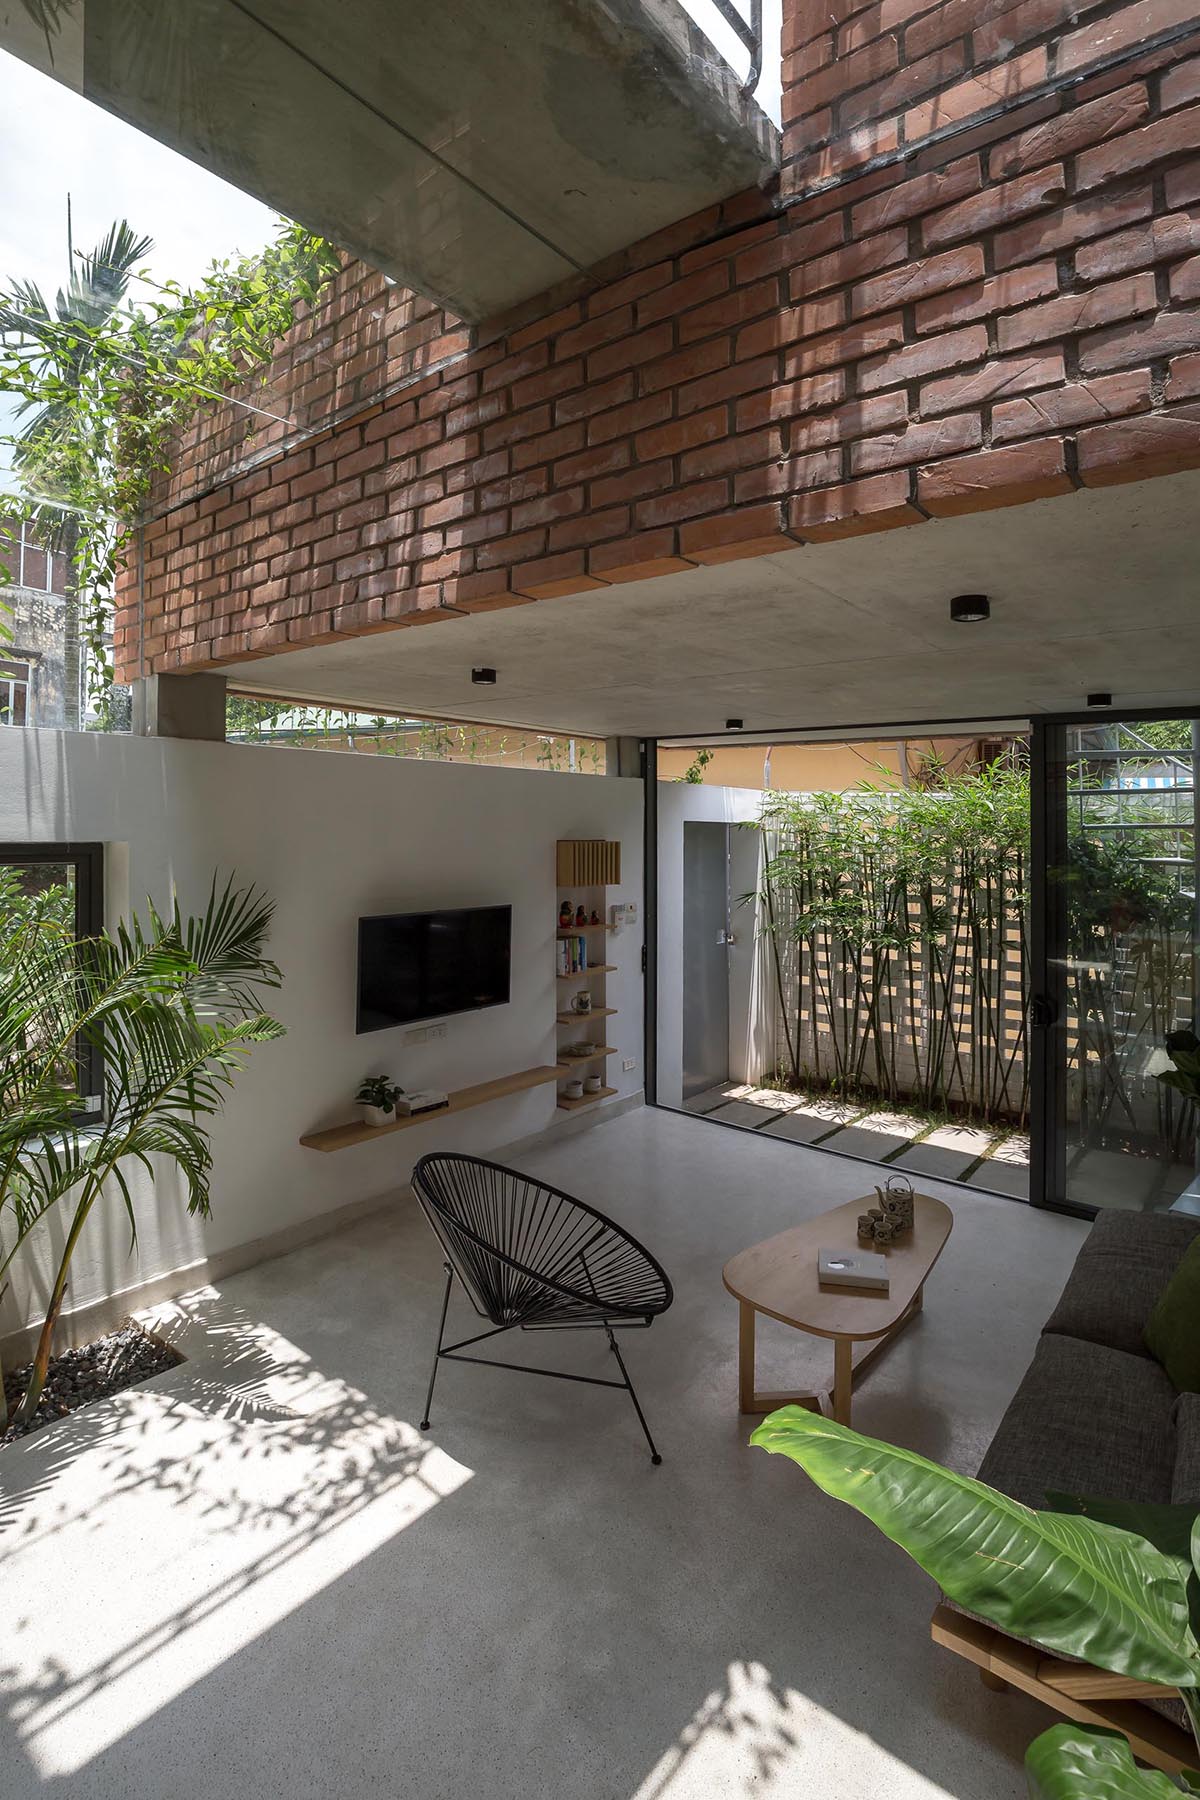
0 1289 472 1779
629 1660 959 1799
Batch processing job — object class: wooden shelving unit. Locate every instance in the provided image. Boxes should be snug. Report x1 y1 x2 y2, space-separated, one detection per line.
556 1044 617 1069
556 1084 617 1111
300 1065 560 1152
555 840 621 1113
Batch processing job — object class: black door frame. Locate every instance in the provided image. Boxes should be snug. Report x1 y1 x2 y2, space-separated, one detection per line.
1028 706 1200 1218
640 709 1198 1219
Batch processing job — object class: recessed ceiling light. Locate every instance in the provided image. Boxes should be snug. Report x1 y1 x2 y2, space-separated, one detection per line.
471 667 497 685
725 717 743 730
1087 692 1113 709
949 593 990 623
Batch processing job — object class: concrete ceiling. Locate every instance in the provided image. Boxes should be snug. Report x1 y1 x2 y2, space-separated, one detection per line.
0 0 776 320
221 473 1200 737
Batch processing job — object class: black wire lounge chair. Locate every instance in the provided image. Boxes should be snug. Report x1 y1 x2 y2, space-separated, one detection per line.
411 1151 674 1463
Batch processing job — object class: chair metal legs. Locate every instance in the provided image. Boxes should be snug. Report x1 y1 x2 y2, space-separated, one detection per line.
605 1324 663 1465
418 1267 664 1463
419 1263 453 1430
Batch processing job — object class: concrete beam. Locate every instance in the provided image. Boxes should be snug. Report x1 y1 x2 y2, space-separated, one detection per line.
133 674 227 742
0 0 776 322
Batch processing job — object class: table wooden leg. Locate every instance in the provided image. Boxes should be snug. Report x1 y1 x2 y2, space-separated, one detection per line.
738 1301 756 1413
832 1336 853 1425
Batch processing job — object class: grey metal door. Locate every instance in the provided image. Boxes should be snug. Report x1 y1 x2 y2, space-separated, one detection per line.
683 821 730 1100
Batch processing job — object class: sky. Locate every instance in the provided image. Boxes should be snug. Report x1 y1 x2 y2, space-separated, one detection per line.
0 2 781 484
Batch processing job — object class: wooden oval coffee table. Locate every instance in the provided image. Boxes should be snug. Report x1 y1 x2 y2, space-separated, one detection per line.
722 1193 953 1424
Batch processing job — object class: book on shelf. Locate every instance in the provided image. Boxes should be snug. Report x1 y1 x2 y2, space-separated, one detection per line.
556 934 588 975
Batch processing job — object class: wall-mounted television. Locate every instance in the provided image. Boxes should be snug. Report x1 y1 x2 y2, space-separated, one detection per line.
356 905 512 1034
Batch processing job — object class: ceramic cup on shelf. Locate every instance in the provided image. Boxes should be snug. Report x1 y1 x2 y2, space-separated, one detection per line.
571 992 592 1015
584 1074 602 1094
564 1079 585 1101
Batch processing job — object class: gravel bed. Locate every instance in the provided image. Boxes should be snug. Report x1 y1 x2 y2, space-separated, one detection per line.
2 1321 184 1447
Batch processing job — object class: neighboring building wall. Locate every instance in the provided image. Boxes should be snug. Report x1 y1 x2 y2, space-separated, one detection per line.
1 519 69 727
656 734 1014 788
116 2 1200 682
0 728 645 1348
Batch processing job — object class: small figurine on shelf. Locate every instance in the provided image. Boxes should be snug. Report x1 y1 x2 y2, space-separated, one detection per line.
575 904 587 927
559 901 573 929
589 909 602 926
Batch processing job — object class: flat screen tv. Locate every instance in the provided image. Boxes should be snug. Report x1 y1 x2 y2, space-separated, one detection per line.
356 905 512 1034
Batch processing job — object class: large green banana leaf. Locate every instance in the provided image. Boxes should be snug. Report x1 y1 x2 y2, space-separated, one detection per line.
750 1408 1199 1687
1047 1494 1200 1640
1025 1725 1189 1799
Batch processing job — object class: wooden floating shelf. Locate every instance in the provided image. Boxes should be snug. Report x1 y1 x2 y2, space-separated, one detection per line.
556 1045 617 1068
300 1065 560 1152
556 1006 617 1023
557 1084 618 1111
556 925 617 936
555 964 616 980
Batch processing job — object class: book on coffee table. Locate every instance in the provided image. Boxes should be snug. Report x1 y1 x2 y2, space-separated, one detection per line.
818 1247 890 1293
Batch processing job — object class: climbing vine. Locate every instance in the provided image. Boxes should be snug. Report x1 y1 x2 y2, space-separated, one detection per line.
0 219 340 709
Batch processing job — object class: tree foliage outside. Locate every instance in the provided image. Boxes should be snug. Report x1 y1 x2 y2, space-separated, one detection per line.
0 217 340 716
0 873 284 1428
0 221 153 724
753 761 1033 1123
225 694 605 773
752 756 1194 1130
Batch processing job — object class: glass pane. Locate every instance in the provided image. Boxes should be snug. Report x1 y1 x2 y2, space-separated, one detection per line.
657 732 1032 1199
1 858 83 1099
1056 719 1199 1214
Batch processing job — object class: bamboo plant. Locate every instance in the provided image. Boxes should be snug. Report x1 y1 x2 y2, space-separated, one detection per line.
751 1407 1200 1797
0 873 283 1426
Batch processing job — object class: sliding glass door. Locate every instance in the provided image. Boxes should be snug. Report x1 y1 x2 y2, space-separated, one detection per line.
1031 715 1200 1215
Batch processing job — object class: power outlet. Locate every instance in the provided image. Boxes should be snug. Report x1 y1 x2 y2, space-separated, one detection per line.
622 1057 637 1072
405 1022 447 1045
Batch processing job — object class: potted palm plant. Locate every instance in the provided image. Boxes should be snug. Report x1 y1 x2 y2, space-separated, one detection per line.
0 873 284 1429
355 1075 403 1127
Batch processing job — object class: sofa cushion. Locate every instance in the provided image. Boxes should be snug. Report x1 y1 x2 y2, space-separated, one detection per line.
1146 1235 1200 1392
1042 1209 1200 1360
1172 1393 1200 1505
976 1333 1178 1510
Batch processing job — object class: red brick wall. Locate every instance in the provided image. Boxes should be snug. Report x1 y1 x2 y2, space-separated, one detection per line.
117 3 1200 682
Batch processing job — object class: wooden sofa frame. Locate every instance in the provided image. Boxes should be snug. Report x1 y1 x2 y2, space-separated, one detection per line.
931 1603 1196 1776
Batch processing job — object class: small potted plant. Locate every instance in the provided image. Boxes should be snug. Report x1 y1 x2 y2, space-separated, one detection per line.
356 1075 403 1127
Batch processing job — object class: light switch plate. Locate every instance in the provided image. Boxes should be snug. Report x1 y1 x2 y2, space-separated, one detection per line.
622 1057 637 1072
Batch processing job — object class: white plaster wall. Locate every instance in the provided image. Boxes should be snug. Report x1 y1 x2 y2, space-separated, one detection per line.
655 781 772 1108
0 729 644 1335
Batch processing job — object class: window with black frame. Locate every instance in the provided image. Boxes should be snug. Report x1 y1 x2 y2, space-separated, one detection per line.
0 843 105 1121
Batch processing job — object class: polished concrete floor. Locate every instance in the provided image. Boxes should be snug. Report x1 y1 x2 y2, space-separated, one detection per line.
0 1107 1089 1799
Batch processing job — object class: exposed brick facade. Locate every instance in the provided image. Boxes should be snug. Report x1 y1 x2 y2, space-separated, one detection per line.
117 1 1200 682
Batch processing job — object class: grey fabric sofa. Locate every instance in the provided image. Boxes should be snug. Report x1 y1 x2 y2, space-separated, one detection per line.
931 1207 1200 1776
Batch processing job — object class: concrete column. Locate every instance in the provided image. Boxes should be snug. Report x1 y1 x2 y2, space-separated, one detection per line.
132 673 227 741
605 737 643 778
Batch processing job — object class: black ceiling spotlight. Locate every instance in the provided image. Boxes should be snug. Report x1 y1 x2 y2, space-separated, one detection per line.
949 593 990 623
1087 692 1113 709
471 667 497 685
725 718 743 730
